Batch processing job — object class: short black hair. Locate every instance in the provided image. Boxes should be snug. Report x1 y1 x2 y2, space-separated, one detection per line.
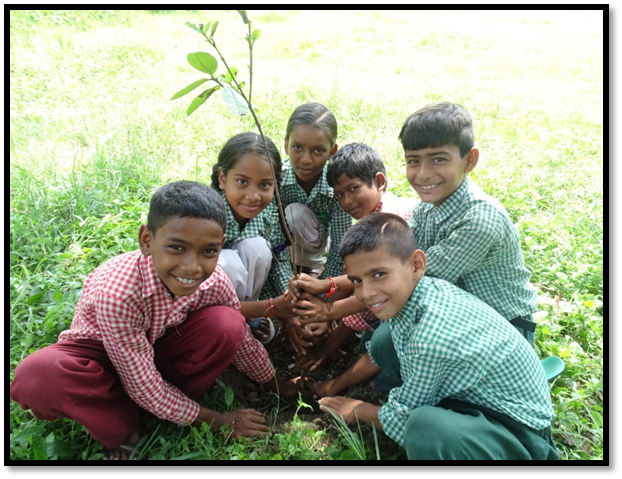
147 181 226 235
326 142 387 189
339 212 418 263
399 102 474 157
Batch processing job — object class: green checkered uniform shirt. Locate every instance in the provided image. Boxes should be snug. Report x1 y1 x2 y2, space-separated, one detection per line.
368 276 554 448
260 161 353 297
408 178 537 321
221 192 281 250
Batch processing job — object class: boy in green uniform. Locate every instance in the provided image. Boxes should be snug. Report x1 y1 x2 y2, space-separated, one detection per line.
313 213 559 460
400 102 537 342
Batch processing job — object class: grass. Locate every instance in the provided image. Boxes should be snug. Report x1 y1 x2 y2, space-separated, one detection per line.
8 9 604 461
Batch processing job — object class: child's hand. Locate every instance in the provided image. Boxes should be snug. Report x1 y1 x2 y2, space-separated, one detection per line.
280 376 315 402
293 292 334 323
298 342 331 372
285 317 314 355
288 274 330 301
317 397 366 425
221 409 270 438
310 378 338 399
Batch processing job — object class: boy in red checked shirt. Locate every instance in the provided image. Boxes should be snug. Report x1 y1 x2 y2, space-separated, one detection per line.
10 181 307 460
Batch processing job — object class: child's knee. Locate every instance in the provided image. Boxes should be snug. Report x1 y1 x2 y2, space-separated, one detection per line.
403 406 450 460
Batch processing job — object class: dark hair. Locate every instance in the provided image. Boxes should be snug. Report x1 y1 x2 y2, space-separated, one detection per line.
326 142 387 189
339 212 418 263
148 181 226 235
211 132 282 190
398 102 474 157
285 102 338 146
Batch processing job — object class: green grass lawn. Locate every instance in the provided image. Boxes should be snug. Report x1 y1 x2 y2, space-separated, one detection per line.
9 9 604 461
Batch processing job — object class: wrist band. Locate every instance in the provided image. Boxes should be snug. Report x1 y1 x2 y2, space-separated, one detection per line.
323 277 337 301
269 297 275 318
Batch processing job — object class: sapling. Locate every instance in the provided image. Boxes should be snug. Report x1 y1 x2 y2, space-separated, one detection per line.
171 10 308 386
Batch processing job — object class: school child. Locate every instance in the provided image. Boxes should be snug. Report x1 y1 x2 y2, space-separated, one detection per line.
313 213 559 460
261 102 353 353
399 102 538 343
212 132 297 344
10 181 307 460
287 143 418 369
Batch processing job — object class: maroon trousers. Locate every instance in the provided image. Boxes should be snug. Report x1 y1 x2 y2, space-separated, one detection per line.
10 306 246 449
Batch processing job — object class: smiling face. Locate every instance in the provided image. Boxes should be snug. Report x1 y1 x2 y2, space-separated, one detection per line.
405 145 478 206
139 216 225 297
344 245 425 320
218 152 276 227
285 125 338 194
332 172 386 220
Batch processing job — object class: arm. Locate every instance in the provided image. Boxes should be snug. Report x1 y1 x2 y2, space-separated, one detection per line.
298 322 356 372
318 397 383 431
97 296 201 426
295 294 368 325
288 273 354 301
192 405 269 438
240 294 297 320
312 351 380 397
231 323 310 399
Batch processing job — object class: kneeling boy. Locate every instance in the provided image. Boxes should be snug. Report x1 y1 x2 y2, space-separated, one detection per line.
10 181 306 460
314 213 559 460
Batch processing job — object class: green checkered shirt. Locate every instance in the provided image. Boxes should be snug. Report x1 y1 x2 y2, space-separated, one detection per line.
260 161 352 297
221 192 281 249
408 178 537 321
368 276 554 447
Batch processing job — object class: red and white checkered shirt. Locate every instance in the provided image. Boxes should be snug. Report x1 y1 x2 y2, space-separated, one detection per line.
342 192 419 332
58 250 274 426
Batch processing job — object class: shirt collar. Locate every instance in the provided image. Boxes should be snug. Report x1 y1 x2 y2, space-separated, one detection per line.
282 161 332 200
392 275 430 327
429 177 470 223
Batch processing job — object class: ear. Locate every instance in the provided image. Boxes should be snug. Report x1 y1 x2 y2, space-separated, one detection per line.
283 139 290 156
217 167 227 191
138 224 153 256
329 143 339 158
463 147 479 173
373 172 387 192
220 234 226 250
409 249 426 280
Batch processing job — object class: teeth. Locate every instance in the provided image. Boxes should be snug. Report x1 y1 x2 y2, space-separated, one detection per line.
371 302 383 308
176 277 197 284
420 184 437 190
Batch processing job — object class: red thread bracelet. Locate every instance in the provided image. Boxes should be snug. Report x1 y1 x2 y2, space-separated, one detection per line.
324 277 336 300
269 297 275 318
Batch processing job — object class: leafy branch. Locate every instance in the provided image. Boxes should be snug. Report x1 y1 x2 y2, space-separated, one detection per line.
171 11 296 271
172 12 308 385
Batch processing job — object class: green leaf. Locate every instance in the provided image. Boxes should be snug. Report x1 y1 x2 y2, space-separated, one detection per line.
170 78 209 100
187 52 218 75
251 29 261 41
187 86 219 116
591 410 603 427
221 86 249 116
185 22 203 34
237 10 251 24
53 289 63 302
202 22 211 35
224 386 234 407
224 67 238 84
210 20 219 38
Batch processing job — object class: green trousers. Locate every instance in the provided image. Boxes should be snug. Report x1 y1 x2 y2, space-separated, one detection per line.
368 321 560 460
